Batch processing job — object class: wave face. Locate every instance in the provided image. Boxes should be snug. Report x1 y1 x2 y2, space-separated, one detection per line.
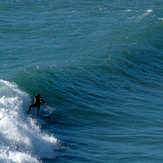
0 80 57 163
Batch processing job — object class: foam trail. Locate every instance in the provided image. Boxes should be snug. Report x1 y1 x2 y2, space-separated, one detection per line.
0 80 57 163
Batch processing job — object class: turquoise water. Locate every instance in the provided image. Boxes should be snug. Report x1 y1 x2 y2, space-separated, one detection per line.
0 0 163 162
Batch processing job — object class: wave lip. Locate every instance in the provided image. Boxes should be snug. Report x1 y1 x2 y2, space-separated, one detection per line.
0 80 57 163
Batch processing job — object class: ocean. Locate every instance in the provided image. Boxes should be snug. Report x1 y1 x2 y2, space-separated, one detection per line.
0 0 163 162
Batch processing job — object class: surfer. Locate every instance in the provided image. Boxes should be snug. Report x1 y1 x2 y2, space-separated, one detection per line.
27 93 46 116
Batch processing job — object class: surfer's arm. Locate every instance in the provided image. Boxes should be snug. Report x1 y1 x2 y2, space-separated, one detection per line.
40 97 46 104
33 97 36 104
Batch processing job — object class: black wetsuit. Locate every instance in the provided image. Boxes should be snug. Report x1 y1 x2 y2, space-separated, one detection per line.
28 95 45 116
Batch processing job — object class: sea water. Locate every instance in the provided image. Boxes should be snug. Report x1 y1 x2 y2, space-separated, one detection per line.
0 0 163 162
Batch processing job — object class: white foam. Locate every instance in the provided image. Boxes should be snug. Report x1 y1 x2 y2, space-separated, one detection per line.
126 9 132 12
0 149 40 163
139 9 153 19
144 9 153 16
159 18 163 21
0 80 57 162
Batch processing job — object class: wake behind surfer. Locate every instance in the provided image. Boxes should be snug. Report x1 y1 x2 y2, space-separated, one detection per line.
27 93 46 116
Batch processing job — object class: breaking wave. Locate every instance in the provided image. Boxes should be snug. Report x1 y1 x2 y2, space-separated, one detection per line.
0 80 57 163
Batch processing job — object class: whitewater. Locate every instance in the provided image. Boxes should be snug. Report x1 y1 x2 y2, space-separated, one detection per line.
0 80 57 163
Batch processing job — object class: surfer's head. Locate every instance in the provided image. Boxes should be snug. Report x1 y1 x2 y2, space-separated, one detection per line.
36 93 40 97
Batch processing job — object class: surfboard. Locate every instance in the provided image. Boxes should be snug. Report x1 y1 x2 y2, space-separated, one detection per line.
40 113 52 118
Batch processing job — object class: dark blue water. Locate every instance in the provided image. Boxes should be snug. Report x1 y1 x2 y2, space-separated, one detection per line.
0 1 163 162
